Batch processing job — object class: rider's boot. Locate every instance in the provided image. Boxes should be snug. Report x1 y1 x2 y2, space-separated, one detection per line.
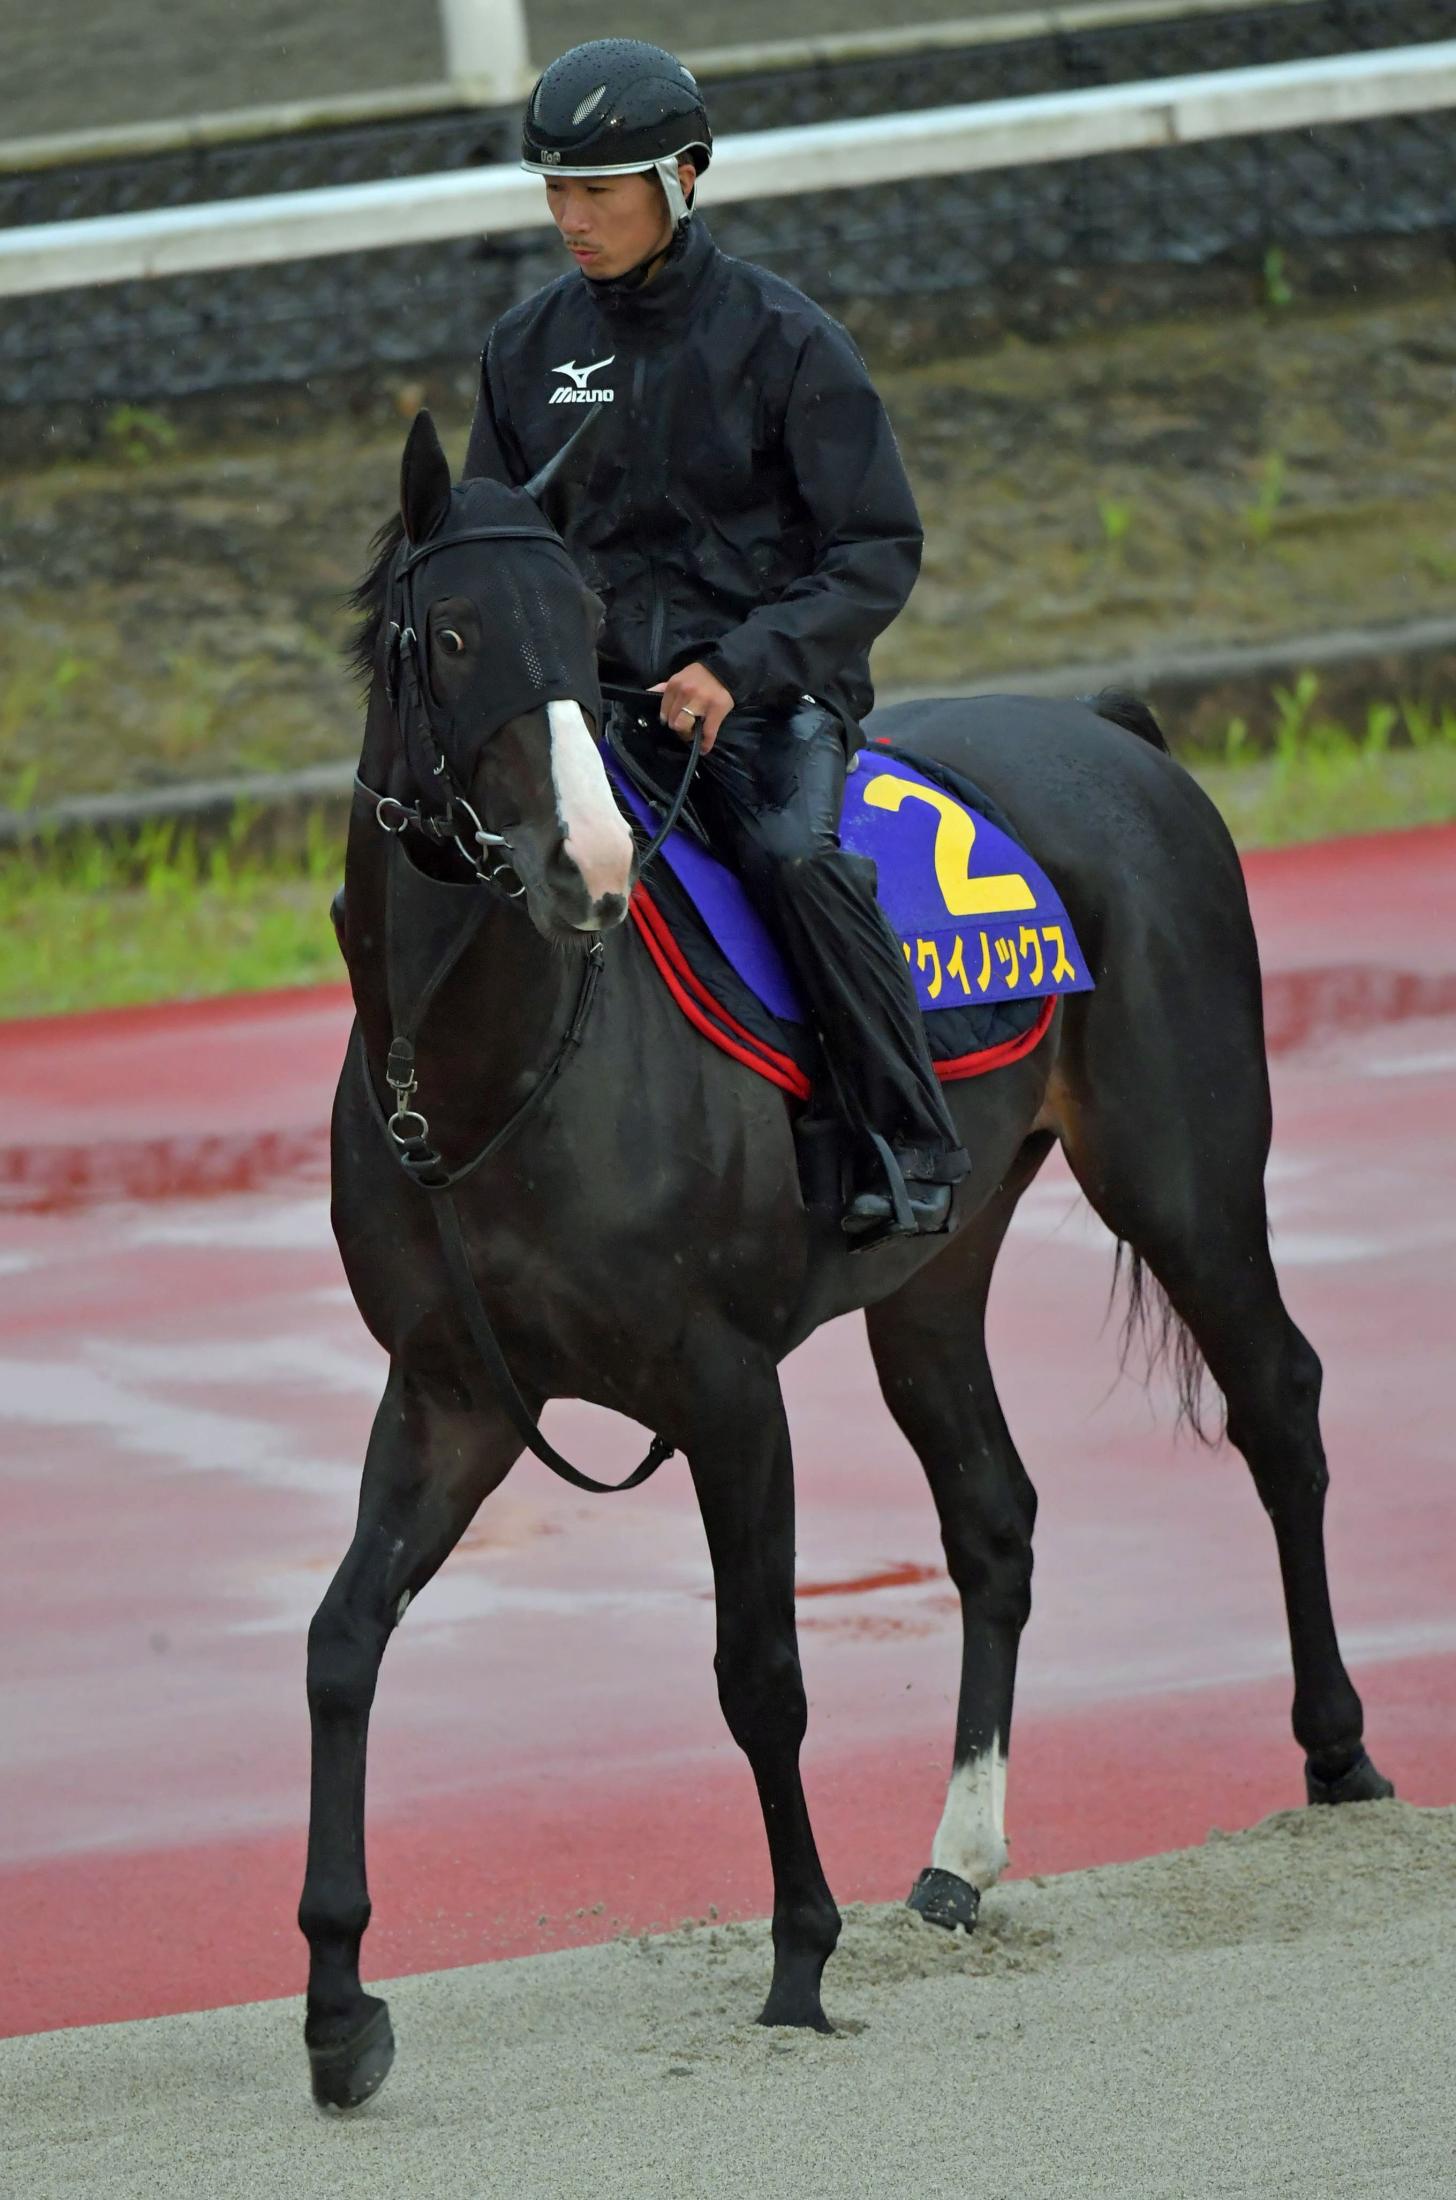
755 843 968 1247
841 1136 960 1244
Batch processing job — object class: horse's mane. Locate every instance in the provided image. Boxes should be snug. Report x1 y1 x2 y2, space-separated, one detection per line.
347 511 406 688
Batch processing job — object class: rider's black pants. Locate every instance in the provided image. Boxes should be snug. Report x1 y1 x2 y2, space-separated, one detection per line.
626 700 968 1185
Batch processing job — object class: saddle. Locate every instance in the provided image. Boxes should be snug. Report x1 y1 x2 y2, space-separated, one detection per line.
603 733 1092 1198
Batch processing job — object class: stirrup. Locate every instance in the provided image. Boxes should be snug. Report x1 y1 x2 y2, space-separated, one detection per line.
842 1134 952 1247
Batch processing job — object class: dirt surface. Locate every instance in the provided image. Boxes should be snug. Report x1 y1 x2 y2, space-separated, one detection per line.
2 0 1035 143
2 1801 1450 2197
4 280 1453 810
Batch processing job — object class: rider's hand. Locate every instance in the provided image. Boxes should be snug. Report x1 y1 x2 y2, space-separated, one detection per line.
650 663 733 754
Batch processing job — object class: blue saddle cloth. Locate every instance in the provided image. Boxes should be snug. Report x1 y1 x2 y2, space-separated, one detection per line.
606 741 1092 1058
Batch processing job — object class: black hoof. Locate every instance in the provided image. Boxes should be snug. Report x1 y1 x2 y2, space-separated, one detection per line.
307 1997 395 2112
757 1948 835 2032
1305 1749 1396 1806
907 1865 981 1932
757 1994 834 2034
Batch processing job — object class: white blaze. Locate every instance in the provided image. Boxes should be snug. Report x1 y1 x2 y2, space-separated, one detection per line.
931 1742 1009 1889
547 699 633 913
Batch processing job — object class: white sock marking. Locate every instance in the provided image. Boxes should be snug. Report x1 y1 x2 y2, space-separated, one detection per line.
931 1742 1008 1889
548 699 633 913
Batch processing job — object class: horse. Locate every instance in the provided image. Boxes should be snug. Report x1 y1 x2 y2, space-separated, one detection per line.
299 409 1393 2110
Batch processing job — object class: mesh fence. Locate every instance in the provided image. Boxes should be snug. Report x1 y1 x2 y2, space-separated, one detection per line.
4 0 1454 406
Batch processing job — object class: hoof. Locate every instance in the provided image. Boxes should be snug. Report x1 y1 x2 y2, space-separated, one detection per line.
1305 1749 1396 1807
907 1866 980 1933
757 1995 834 2034
757 1950 835 2033
307 1997 395 2113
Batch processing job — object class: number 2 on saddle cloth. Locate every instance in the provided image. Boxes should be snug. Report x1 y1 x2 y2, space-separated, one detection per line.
861 776 1036 919
603 700 1092 1195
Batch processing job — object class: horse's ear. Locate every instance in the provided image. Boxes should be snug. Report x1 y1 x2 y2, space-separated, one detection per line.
522 408 601 537
400 409 452 544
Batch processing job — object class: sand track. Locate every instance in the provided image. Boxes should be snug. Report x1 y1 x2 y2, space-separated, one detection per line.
4 1801 1451 2199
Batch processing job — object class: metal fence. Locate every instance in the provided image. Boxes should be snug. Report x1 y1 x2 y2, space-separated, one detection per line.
3 0 1454 407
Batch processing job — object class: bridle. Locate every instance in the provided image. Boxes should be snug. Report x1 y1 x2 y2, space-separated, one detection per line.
355 520 560 896
356 519 701 891
350 515 700 1496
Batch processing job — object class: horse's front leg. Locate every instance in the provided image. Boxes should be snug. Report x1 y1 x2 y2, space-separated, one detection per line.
298 1364 520 2109
689 1367 840 2029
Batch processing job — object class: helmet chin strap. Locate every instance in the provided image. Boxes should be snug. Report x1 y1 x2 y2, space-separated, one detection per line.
653 155 693 228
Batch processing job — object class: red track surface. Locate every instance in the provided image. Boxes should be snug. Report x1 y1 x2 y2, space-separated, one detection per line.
3 827 1453 2040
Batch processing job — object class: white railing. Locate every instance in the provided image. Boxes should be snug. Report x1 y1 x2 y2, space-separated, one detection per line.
1 42 1453 299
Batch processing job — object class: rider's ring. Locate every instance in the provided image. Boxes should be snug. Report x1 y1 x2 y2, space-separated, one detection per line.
676 707 697 727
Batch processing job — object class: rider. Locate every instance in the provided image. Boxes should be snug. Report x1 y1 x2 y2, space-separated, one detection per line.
465 39 969 1238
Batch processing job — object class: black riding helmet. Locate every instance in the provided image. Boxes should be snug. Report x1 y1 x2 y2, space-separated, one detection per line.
521 40 713 230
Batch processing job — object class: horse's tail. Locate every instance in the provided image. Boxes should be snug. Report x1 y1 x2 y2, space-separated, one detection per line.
1110 1241 1223 1444
1083 687 1171 754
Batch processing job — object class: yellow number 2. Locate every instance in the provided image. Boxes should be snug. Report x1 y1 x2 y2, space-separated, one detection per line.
861 775 1036 917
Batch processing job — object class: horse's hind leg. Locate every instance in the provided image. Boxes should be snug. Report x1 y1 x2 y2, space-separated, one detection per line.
1055 1034 1394 1805
298 1366 520 2109
866 1134 1054 1931
687 1363 841 2029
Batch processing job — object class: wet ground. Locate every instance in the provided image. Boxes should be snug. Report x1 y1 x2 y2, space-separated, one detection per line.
3 826 1453 2039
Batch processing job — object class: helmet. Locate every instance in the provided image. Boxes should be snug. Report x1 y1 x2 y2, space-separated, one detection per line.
521 40 713 228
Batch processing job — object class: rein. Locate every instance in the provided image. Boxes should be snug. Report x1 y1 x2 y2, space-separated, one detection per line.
354 922 673 1496
353 525 699 1496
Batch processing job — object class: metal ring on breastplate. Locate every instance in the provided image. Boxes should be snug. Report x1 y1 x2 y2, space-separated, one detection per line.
375 795 411 834
388 1107 431 1143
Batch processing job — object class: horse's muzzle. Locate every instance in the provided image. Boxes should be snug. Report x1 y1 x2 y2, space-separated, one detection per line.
576 889 630 934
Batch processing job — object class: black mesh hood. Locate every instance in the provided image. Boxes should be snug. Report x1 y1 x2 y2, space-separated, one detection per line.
392 479 603 791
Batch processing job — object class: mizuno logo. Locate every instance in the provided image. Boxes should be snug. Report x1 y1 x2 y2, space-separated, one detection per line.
549 356 616 404
554 357 615 388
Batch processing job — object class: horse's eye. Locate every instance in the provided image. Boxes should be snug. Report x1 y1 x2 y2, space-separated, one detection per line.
439 629 465 656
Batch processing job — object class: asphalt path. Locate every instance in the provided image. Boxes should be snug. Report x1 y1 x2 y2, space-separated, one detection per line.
1 826 1453 2047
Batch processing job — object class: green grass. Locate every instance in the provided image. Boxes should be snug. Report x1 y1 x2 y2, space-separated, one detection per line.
3 688 1455 1022
1194 684 1456 848
6 287 1456 807
0 809 345 1020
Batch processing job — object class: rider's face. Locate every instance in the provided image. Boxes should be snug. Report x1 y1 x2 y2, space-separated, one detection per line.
543 167 695 280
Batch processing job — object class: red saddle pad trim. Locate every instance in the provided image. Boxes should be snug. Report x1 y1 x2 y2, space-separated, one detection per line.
628 886 1056 1100
629 887 813 1101
934 992 1056 1082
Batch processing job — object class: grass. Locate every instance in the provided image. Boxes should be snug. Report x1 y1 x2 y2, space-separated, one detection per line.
5 286 1456 805
1195 684 1456 848
0 809 344 1020
3 688 1455 1022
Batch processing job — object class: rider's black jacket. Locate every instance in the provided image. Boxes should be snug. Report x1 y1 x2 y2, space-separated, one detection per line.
463 219 922 744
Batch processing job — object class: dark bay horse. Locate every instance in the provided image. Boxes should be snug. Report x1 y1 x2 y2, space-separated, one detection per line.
300 411 1392 2109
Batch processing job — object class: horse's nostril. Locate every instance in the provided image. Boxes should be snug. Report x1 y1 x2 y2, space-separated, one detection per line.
596 892 628 930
